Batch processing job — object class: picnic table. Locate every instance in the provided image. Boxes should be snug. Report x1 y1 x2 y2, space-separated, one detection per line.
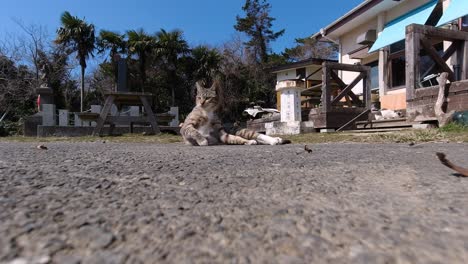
92 92 161 136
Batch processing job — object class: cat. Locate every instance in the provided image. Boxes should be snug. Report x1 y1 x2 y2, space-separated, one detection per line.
180 80 290 146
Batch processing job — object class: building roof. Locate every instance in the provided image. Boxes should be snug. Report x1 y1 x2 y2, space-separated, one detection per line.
310 0 407 41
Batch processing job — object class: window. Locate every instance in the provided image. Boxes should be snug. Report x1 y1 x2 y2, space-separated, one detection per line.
388 40 406 89
461 15 468 31
296 68 306 80
366 61 379 91
419 42 444 87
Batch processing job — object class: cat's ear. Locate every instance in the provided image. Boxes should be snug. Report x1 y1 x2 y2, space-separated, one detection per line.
209 78 218 91
196 81 205 94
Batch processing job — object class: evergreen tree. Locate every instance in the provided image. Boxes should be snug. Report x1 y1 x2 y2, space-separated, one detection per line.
234 0 284 64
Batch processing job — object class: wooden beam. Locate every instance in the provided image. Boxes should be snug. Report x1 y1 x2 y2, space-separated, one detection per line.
406 24 468 41
406 30 421 101
420 40 459 80
420 37 455 81
140 96 161 134
364 67 372 109
326 61 371 72
330 70 362 106
331 72 365 105
93 95 115 136
322 63 331 112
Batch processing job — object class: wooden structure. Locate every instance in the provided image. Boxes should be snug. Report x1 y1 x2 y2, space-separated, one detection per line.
406 24 468 122
93 92 161 136
306 61 372 129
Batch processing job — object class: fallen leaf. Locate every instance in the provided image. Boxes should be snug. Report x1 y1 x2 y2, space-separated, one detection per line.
436 152 468 177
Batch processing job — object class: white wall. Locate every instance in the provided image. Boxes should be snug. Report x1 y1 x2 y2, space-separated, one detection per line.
276 70 297 82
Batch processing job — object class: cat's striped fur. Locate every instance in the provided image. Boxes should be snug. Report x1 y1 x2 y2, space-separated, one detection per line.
180 80 290 146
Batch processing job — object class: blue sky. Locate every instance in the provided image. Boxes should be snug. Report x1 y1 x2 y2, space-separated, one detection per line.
0 0 362 53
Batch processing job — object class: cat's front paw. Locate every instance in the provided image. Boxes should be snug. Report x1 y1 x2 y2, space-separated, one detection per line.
245 140 258 145
275 137 292 145
197 139 209 146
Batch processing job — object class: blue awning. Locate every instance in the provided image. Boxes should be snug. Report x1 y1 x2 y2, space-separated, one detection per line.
368 0 438 53
436 0 468 27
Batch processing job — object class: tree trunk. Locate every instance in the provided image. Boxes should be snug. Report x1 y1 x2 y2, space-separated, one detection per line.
171 70 176 106
80 65 85 112
435 72 455 126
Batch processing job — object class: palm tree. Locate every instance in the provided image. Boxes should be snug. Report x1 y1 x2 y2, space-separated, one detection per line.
126 29 155 92
190 46 222 82
96 30 126 85
155 29 189 106
55 11 95 112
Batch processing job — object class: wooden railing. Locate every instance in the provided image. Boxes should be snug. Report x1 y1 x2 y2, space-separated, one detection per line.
405 24 468 101
302 61 371 112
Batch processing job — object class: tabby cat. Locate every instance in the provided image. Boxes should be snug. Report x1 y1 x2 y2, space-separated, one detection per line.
180 80 290 146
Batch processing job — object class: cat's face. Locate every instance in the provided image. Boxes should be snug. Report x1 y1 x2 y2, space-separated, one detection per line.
196 81 219 111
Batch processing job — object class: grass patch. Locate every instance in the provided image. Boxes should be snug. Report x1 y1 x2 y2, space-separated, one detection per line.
438 123 468 133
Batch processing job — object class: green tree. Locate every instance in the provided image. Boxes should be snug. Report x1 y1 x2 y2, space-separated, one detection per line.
127 29 155 92
234 0 284 64
155 29 189 106
97 30 126 62
189 46 222 82
55 11 96 112
283 37 338 62
97 30 126 86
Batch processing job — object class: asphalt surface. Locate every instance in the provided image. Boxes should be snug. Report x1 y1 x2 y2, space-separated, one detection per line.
0 141 467 264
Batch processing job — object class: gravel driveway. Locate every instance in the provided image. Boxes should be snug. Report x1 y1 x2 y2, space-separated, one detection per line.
0 141 467 264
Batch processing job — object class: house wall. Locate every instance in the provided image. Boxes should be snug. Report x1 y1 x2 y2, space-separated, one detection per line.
276 70 297 82
337 0 440 110
305 66 322 81
340 18 378 95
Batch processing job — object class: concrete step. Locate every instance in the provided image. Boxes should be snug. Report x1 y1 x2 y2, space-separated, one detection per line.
356 118 414 129
342 127 414 133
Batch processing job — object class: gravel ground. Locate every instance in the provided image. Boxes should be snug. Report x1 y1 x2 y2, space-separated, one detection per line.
0 141 467 264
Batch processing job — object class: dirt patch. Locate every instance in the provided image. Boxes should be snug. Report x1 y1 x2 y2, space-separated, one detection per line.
0 142 467 263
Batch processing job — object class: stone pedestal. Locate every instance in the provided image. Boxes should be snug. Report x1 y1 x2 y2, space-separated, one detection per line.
169 107 179 127
117 59 128 92
58 110 69 126
268 81 305 135
277 84 302 123
36 87 54 110
23 114 42 137
74 114 82 127
41 104 56 126
90 105 102 127
265 121 315 135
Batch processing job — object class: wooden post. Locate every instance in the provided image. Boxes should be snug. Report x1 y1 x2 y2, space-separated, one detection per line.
405 24 421 102
462 40 468 80
364 68 372 109
140 95 161 134
322 62 331 112
93 95 115 136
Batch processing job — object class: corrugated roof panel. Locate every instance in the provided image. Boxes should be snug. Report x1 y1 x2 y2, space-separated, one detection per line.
368 0 438 53
436 0 468 27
